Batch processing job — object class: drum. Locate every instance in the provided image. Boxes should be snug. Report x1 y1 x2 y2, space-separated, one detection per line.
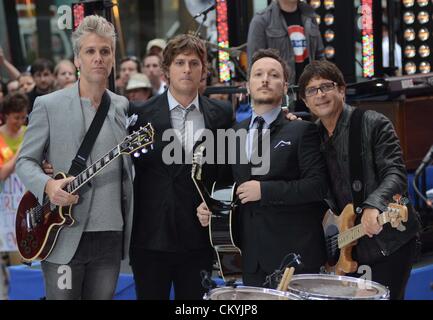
204 286 301 300
287 274 390 300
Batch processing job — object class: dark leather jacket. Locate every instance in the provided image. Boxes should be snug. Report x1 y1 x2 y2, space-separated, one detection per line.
318 104 421 264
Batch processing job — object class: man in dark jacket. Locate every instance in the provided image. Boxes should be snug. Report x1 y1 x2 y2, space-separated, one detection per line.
298 60 421 300
197 49 329 287
247 0 324 85
129 34 233 300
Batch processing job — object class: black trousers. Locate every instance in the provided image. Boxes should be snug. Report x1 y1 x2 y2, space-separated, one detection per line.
130 249 213 300
350 238 417 300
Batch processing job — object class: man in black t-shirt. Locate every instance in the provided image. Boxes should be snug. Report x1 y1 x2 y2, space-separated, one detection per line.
247 0 324 85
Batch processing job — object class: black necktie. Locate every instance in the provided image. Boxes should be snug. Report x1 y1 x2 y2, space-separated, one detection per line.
251 116 265 163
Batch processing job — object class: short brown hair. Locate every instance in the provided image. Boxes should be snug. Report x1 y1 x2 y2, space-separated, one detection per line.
3 92 29 114
162 34 207 78
248 48 290 83
298 60 346 99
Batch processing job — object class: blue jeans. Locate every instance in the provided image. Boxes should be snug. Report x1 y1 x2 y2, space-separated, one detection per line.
41 231 122 300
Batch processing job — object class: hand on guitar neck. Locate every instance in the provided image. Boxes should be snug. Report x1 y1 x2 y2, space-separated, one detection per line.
44 177 79 206
360 208 383 237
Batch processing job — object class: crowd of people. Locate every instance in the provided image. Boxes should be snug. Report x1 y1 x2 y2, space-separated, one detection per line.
0 0 421 301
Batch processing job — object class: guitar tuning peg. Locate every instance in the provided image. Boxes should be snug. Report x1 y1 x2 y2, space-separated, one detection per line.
134 152 140 158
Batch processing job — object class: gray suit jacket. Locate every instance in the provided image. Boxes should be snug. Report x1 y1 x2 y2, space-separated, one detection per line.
16 82 134 264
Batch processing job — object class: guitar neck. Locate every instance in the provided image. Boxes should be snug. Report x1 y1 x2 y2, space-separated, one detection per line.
65 145 122 194
338 210 390 249
192 175 215 210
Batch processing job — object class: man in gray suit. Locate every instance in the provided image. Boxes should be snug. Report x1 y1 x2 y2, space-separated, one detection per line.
16 15 133 300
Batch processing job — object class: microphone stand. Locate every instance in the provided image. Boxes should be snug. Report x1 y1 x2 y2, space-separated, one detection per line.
194 11 210 38
413 145 433 209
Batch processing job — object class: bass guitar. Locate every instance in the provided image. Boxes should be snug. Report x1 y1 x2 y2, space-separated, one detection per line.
323 195 408 275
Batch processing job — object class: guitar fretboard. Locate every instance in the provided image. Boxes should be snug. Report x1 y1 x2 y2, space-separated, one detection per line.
338 224 364 248
65 146 121 194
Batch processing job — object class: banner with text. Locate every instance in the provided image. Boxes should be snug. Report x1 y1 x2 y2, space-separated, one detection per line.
0 173 24 251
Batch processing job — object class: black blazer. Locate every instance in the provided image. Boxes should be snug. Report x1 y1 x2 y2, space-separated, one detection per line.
128 92 233 258
231 111 328 274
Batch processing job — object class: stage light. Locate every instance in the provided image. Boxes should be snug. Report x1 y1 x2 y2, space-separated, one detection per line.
405 62 417 74
324 46 335 59
310 0 321 9
216 0 231 83
403 0 415 7
324 13 334 26
324 29 335 42
417 0 428 7
324 0 334 10
402 1 433 75
418 28 429 41
419 45 430 57
417 11 429 24
403 11 415 24
419 61 431 73
404 28 416 41
404 45 416 58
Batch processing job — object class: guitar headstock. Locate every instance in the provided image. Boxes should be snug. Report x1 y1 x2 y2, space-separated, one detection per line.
383 194 409 232
192 144 205 181
120 123 155 156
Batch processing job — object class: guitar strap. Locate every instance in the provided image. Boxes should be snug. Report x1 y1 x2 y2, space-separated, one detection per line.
348 108 366 214
68 90 111 176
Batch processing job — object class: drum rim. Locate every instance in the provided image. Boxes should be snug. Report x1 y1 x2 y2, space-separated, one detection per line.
206 286 301 300
287 274 390 300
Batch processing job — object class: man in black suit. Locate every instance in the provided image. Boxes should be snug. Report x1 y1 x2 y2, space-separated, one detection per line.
197 49 328 287
129 34 233 299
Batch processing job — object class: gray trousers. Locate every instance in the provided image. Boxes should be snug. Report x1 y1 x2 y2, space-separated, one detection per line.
41 231 122 300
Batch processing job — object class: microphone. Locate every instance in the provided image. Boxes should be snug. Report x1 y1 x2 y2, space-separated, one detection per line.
415 145 433 177
193 4 215 18
263 253 302 289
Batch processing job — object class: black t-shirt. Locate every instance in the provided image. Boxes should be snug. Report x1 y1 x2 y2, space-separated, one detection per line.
281 9 310 83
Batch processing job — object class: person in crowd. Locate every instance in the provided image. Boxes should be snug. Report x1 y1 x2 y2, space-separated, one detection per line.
142 53 167 96
145 38 167 58
6 80 19 94
0 81 5 106
116 56 141 96
247 0 324 85
125 73 153 103
0 92 28 301
18 72 36 94
0 92 28 180
16 15 134 300
0 46 20 81
297 60 421 299
54 59 77 90
27 58 56 113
